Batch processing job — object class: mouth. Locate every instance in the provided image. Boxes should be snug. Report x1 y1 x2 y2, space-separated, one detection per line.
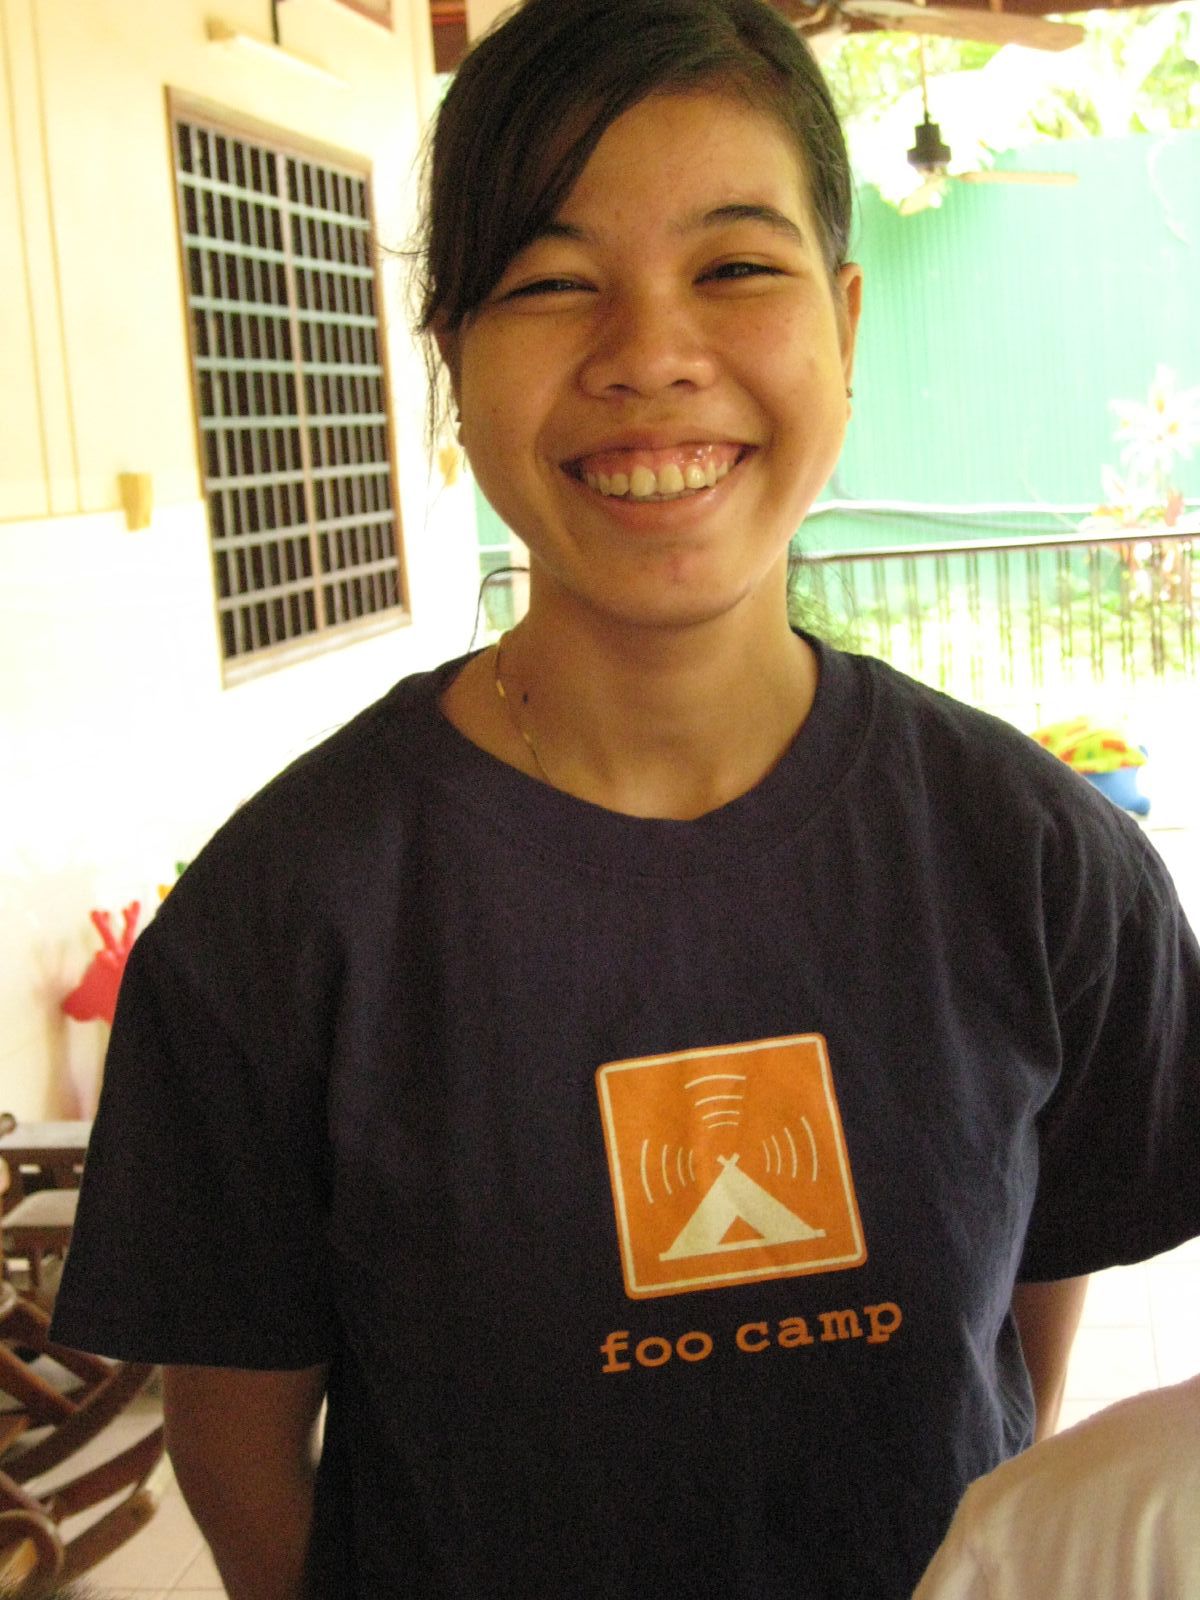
564 442 749 502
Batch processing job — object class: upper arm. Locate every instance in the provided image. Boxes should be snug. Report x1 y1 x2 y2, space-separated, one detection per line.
1011 1276 1089 1441
163 1365 328 1600
164 1364 329 1480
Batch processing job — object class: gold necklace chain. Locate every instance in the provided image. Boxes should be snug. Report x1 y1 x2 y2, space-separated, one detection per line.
493 635 554 786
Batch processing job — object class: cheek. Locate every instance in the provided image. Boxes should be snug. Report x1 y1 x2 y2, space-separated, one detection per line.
460 381 515 468
734 303 841 394
460 335 555 453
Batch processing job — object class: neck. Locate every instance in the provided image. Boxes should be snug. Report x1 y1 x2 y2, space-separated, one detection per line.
495 594 816 820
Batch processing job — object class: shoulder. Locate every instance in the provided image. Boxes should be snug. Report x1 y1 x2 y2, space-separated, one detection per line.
131 652 474 1029
956 1376 1200 1545
915 1379 1200 1599
226 651 471 839
847 645 1116 813
836 643 1152 875
170 652 470 900
818 643 1169 997
974 1375 1200 1503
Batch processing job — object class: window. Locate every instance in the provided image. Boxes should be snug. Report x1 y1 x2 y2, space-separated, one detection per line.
171 103 407 673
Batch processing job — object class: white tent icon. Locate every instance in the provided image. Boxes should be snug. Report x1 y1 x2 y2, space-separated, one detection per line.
659 1154 826 1261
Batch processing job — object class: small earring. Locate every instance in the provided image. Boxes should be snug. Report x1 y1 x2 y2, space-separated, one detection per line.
846 386 854 399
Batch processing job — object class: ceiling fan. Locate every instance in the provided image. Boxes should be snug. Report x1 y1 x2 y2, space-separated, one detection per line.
774 0 1085 53
901 127 1080 211
896 35 1078 212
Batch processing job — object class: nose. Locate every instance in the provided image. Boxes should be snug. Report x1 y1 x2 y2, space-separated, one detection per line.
578 290 717 400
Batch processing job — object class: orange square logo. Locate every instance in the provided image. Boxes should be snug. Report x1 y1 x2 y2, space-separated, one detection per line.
596 1034 866 1299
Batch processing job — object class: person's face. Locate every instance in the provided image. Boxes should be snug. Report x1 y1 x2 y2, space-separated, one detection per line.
442 90 862 635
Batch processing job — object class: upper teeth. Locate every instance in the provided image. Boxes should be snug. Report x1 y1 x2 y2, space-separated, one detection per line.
585 459 731 499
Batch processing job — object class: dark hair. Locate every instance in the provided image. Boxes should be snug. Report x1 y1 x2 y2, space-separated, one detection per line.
417 0 853 339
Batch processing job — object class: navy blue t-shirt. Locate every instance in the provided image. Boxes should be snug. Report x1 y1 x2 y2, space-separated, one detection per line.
53 639 1200 1598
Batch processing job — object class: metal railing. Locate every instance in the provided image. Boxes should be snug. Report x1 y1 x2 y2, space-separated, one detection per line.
794 527 1197 706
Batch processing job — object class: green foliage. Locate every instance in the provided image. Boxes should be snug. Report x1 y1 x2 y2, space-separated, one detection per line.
824 34 999 124
1027 6 1200 137
826 5 1200 148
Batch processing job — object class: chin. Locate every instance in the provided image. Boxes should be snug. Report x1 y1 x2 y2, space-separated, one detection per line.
578 576 782 634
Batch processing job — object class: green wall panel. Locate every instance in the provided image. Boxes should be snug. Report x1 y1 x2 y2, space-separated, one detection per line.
813 130 1200 553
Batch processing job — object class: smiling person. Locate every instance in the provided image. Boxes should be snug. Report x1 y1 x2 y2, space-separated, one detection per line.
49 2 1200 1598
437 76 856 819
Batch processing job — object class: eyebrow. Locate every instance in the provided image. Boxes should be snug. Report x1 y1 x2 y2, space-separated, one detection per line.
530 203 806 249
685 203 806 245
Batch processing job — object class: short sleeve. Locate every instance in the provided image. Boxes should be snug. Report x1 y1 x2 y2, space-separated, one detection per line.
1019 836 1200 1280
51 927 338 1368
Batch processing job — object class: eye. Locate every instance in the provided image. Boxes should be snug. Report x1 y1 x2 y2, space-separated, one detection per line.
502 277 592 301
701 261 786 283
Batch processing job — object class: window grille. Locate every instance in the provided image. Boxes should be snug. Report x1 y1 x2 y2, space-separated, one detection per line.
172 107 406 670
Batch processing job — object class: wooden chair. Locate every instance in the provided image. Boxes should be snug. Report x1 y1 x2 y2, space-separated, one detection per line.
0 1116 90 1207
0 1159 167 1594
1 1190 78 1297
0 1115 90 1296
0 1505 62 1593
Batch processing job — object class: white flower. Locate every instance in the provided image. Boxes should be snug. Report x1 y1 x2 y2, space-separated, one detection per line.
1111 365 1200 483
1078 463 1158 533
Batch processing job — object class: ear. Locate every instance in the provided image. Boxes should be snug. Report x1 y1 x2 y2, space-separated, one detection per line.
834 263 863 392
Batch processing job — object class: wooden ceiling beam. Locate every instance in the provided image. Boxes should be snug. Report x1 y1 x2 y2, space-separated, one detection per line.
427 0 1174 75
429 0 467 71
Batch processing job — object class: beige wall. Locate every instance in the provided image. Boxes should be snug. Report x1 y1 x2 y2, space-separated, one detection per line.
0 0 481 1116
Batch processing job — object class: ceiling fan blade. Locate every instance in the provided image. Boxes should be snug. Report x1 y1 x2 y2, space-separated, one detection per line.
954 169 1079 185
841 1 1085 51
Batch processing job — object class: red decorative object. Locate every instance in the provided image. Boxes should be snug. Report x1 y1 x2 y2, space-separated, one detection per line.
62 903 141 1027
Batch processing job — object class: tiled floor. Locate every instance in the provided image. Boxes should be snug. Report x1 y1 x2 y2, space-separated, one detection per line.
1059 1234 1200 1432
27 798 1200 1597
14 1384 223 1598
75 1469 225 1597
